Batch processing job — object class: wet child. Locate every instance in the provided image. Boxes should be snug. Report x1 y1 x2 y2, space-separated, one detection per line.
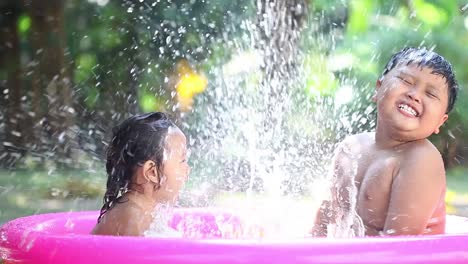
312 47 459 237
92 112 190 236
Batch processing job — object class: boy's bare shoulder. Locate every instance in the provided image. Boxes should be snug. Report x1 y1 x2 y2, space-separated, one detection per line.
401 139 443 164
342 132 374 144
339 132 374 154
397 139 445 181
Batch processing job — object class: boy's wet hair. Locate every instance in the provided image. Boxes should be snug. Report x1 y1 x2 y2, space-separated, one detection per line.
381 47 459 113
98 112 176 222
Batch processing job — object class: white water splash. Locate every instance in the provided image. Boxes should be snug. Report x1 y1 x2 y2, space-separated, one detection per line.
144 203 181 238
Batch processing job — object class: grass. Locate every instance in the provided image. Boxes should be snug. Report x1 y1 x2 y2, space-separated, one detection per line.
446 167 468 216
0 169 105 224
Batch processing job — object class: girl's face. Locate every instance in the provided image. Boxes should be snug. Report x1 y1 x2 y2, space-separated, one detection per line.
159 127 190 202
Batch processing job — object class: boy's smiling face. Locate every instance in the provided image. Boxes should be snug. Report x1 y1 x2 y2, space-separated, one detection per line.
373 63 449 141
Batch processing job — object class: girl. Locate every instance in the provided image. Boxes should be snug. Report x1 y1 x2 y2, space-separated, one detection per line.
92 112 190 236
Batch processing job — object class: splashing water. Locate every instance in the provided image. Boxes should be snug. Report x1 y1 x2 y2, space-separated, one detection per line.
326 143 365 238
189 1 329 197
176 1 368 238
144 203 181 238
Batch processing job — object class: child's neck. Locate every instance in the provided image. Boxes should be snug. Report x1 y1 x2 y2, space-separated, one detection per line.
374 126 410 149
126 188 175 211
126 190 158 211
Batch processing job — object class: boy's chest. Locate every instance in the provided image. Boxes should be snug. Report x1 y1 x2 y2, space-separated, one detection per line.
355 154 399 228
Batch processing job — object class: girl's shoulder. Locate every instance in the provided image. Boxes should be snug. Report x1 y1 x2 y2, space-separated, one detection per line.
93 200 148 236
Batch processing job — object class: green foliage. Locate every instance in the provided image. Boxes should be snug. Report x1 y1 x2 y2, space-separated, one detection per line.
17 14 31 34
75 53 97 82
300 0 467 165
60 0 254 126
312 0 346 11
413 0 448 27
304 54 339 97
339 0 466 168
346 0 375 35
447 167 468 193
139 91 166 112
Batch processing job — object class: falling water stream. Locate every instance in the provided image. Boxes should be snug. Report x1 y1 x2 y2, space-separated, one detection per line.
145 0 368 238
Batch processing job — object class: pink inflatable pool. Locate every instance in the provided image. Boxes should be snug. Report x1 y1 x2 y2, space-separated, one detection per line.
1 208 468 263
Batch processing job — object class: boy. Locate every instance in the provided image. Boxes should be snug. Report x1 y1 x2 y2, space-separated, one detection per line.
312 47 459 236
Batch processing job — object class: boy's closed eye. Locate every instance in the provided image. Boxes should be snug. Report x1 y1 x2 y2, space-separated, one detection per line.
396 76 413 85
426 91 438 99
425 88 440 100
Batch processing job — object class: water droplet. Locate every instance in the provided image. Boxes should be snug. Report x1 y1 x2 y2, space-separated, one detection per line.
0 231 7 242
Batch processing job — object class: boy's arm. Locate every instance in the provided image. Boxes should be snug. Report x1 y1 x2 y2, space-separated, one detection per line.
311 141 354 237
383 146 445 235
311 200 331 236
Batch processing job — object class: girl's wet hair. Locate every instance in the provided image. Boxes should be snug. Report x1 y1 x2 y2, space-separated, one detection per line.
381 47 459 113
98 112 176 222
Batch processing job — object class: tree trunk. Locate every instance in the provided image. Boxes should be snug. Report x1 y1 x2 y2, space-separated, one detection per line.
28 1 48 147
0 1 24 167
251 0 309 193
256 0 308 129
256 0 307 82
27 0 75 166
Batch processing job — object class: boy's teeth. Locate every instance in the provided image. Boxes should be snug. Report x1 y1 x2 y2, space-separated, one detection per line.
398 104 418 117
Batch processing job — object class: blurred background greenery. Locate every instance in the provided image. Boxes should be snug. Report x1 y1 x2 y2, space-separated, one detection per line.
0 0 467 224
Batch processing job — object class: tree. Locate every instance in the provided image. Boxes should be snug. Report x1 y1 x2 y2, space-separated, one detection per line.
0 0 24 167
26 0 76 165
256 0 308 115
